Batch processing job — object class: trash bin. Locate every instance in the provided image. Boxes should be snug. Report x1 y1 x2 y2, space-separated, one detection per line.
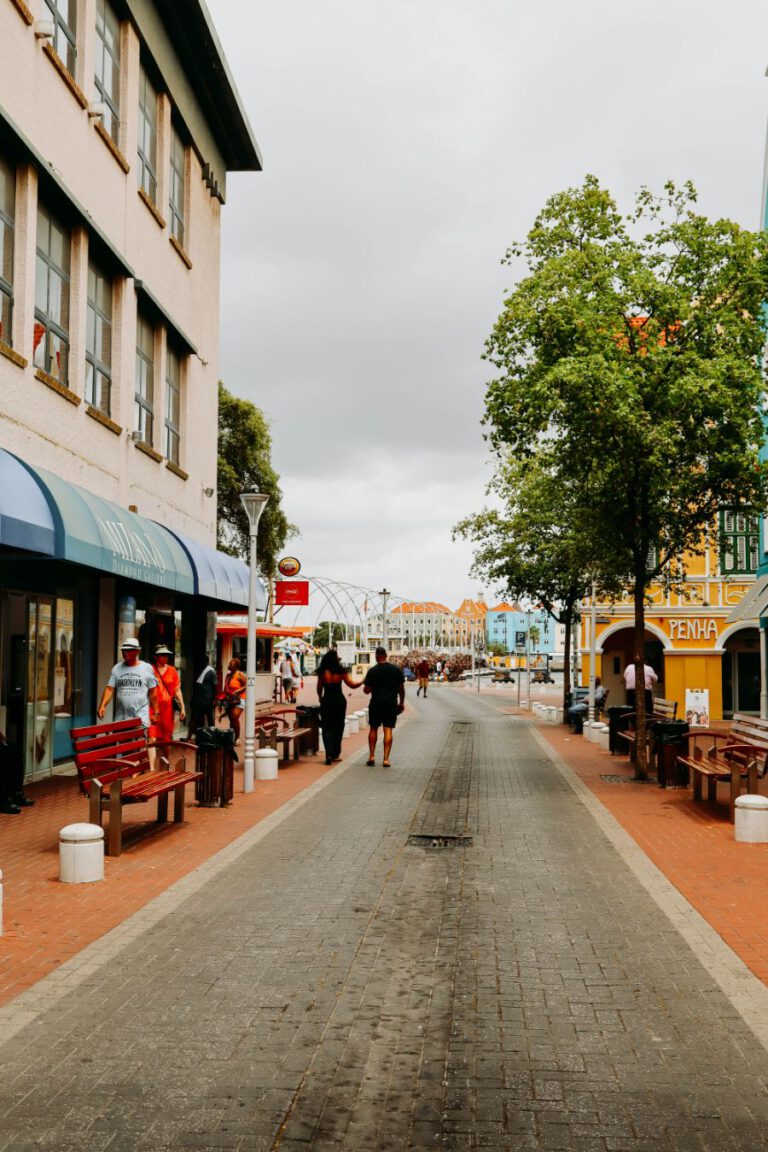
608 705 635 754
650 720 689 787
194 727 236 807
296 704 321 755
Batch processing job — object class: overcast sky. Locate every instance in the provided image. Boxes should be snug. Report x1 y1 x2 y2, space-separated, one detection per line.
207 0 768 614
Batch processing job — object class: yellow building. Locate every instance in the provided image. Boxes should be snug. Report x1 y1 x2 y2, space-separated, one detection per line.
581 512 759 721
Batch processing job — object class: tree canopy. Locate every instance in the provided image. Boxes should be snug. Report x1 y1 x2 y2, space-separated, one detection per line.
478 177 768 771
217 383 296 580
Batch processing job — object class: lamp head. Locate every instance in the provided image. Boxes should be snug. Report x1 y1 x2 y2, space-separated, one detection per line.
239 491 269 531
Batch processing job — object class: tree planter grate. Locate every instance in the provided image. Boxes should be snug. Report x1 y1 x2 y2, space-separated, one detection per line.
600 774 654 785
407 834 473 849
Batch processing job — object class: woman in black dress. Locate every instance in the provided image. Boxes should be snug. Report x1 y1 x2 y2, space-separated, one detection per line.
316 649 363 765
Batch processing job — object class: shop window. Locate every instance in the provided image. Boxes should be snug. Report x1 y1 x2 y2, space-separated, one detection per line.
54 598 75 716
165 343 181 464
85 261 112 413
94 0 121 145
0 156 14 347
134 311 154 443
44 0 77 75
137 64 158 203
720 509 759 575
34 205 70 383
169 123 186 247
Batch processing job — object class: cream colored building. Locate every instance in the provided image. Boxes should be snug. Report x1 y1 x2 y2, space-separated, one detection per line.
0 0 263 778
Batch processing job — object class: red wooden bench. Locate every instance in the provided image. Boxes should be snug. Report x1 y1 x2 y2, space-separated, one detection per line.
254 709 313 762
676 714 768 821
70 718 201 856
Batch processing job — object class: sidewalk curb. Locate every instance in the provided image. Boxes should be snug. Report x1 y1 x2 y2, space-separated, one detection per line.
530 723 768 1055
0 743 372 1051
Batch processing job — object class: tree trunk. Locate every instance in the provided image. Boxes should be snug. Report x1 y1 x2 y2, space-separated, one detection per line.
562 608 572 717
633 575 648 780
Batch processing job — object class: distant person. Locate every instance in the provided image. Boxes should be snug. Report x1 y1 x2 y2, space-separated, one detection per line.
97 638 158 731
623 662 658 713
316 649 364 765
364 647 405 767
568 677 608 729
279 651 297 702
190 659 218 732
416 657 430 698
219 658 247 742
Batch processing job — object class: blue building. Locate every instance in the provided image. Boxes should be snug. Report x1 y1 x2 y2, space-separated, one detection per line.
486 602 557 656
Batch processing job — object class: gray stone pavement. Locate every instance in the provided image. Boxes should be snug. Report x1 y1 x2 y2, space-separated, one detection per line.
1 688 768 1151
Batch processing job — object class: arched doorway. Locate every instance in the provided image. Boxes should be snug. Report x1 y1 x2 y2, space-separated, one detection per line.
722 627 760 716
598 626 666 706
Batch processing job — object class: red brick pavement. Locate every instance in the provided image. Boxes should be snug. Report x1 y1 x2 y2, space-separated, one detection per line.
0 685 373 1008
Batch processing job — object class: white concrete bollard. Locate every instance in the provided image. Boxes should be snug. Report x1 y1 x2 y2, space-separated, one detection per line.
59 823 105 884
342 718 351 740
0 867 3 936
596 725 610 751
348 714 360 734
318 730 325 753
734 794 768 843
254 747 279 780
586 722 604 744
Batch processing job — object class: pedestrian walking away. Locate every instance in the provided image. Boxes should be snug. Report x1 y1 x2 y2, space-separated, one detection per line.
363 645 405 767
316 649 364 765
0 730 34 815
97 637 158 730
416 656 430 698
150 644 186 760
218 658 247 743
279 650 298 703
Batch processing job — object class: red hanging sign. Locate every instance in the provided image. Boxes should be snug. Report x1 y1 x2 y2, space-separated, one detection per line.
275 580 309 606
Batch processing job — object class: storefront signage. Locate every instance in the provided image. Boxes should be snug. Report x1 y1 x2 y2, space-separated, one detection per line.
97 516 172 585
668 618 718 642
277 556 302 577
275 580 309 606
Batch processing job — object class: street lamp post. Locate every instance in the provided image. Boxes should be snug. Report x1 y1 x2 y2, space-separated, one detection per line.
240 492 269 793
380 588 390 648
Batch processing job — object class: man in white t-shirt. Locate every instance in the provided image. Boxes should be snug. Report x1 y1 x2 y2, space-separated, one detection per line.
98 638 159 729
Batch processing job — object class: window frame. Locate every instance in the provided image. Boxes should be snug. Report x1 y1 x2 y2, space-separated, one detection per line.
720 509 759 575
34 205 71 383
164 343 182 464
0 155 15 348
94 0 121 145
44 0 77 75
134 312 155 444
137 64 158 203
168 123 186 247
85 261 113 415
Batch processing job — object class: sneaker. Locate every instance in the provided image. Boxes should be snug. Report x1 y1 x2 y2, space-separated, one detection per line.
0 802 21 815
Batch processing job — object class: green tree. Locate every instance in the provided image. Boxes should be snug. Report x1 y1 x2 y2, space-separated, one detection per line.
312 621 347 649
217 383 296 580
483 177 768 774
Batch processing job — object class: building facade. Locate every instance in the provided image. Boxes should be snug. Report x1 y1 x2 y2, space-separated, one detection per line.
581 513 759 721
0 0 263 778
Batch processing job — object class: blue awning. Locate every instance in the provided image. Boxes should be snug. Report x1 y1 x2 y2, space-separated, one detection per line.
0 449 56 555
12 455 195 593
164 527 266 610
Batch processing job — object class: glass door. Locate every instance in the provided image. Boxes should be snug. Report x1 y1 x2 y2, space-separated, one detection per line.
26 595 55 780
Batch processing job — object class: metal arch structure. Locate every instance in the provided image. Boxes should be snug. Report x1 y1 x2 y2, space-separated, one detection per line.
272 577 472 652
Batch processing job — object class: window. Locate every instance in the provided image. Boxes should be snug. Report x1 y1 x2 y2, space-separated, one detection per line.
720 510 759 575
0 157 14 347
165 344 181 463
169 124 185 246
85 263 112 413
94 0 120 144
34 206 70 383
44 0 77 75
134 313 154 443
137 65 158 203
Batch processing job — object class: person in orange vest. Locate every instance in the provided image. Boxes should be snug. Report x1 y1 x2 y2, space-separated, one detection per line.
151 644 186 761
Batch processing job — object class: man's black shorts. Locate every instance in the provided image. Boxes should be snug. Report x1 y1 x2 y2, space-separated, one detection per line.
368 703 398 730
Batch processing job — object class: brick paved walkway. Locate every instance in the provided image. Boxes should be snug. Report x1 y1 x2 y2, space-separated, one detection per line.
2 689 768 1150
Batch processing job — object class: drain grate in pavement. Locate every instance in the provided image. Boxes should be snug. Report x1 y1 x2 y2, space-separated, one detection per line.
407 834 473 848
600 774 654 785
